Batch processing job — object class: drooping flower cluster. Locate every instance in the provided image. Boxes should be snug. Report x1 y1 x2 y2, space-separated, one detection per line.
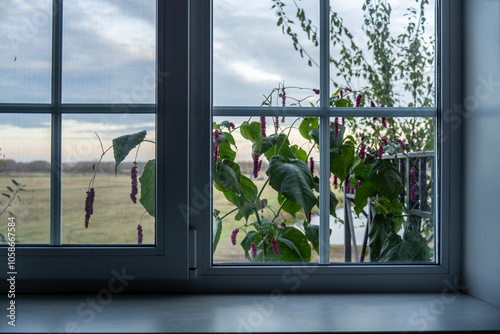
309 157 314 177
381 117 387 128
213 129 220 163
334 117 339 138
358 144 366 159
280 222 286 228
380 137 388 146
84 187 95 228
356 93 362 107
130 162 138 204
231 228 239 246
253 153 262 178
275 116 279 133
397 138 406 151
378 145 384 159
137 224 143 245
410 167 418 203
313 88 320 95
260 117 267 137
370 100 376 107
251 243 257 258
229 122 235 130
271 236 279 256
279 87 286 107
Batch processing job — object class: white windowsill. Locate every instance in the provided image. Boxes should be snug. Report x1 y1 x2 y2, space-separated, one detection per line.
3 293 500 333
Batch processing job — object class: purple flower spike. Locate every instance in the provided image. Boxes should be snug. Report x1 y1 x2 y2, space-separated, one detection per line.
313 88 320 95
361 133 365 142
378 145 384 159
334 117 339 138
410 167 418 203
251 243 257 258
346 87 352 93
370 100 376 107
382 117 387 128
397 138 406 151
137 224 143 245
260 117 266 138
231 228 239 246
381 104 386 107
275 116 279 133
271 237 279 256
281 116 285 123
380 137 388 146
373 117 378 121
309 157 314 176
340 90 343 99
281 222 286 228
229 122 235 130
356 93 362 107
281 88 286 107
130 162 138 204
358 144 366 159
253 153 260 178
84 187 95 228
260 200 265 209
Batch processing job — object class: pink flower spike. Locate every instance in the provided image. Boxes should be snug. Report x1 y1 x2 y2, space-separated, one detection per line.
281 222 286 228
271 237 279 256
370 100 376 107
230 228 239 246
251 243 257 258
84 187 95 228
275 116 279 133
334 117 339 138
355 94 362 107
213 129 220 142
382 117 387 128
260 117 267 137
346 87 352 92
380 137 388 146
253 153 260 178
361 133 365 142
378 145 384 159
130 162 138 204
373 117 378 121
358 144 366 159
313 88 320 95
229 122 235 130
281 116 285 123
410 167 418 203
137 224 143 245
340 90 343 99
309 157 314 176
260 200 265 209
381 104 386 107
397 138 406 151
281 88 286 107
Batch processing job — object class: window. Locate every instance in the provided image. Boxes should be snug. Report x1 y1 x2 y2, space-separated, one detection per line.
1 0 461 292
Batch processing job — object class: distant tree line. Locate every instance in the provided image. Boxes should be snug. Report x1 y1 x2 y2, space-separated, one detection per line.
0 160 147 175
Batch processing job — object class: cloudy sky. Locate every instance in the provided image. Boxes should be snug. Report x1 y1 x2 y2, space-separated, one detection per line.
0 0 434 163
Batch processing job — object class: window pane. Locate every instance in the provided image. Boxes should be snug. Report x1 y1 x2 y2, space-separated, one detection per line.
213 0 319 106
329 0 436 107
329 117 436 263
212 116 320 264
61 114 156 245
0 0 52 103
0 114 51 244
62 0 156 103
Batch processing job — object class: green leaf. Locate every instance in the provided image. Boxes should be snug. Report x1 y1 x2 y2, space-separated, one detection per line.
299 118 319 140
275 227 311 262
278 193 301 218
290 145 307 162
368 159 404 201
112 130 147 175
304 223 320 254
330 144 355 182
351 158 372 182
139 159 156 217
218 141 236 161
266 157 317 216
213 160 241 194
354 181 377 216
379 231 432 262
263 134 293 161
368 214 394 259
212 217 222 254
240 121 263 155
261 134 284 156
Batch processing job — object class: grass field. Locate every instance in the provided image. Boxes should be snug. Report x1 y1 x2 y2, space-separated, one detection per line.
1 173 358 263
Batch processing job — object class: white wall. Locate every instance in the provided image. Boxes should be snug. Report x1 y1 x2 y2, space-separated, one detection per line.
463 0 500 307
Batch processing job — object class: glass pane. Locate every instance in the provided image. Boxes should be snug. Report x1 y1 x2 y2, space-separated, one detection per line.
329 117 436 263
0 0 52 103
62 0 156 103
61 114 156 245
213 0 319 106
0 114 51 244
329 0 436 107
212 116 320 264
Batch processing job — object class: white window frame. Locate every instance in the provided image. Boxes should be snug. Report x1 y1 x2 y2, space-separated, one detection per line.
0 0 462 292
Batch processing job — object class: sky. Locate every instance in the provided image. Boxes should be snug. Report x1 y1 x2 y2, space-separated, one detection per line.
0 0 435 163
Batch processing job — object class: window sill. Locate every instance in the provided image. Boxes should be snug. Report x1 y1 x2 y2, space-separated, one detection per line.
3 293 499 333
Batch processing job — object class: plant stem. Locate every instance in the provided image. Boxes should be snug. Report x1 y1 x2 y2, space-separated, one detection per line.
220 207 239 221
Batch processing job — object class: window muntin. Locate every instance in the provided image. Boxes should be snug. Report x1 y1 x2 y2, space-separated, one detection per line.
212 0 437 265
